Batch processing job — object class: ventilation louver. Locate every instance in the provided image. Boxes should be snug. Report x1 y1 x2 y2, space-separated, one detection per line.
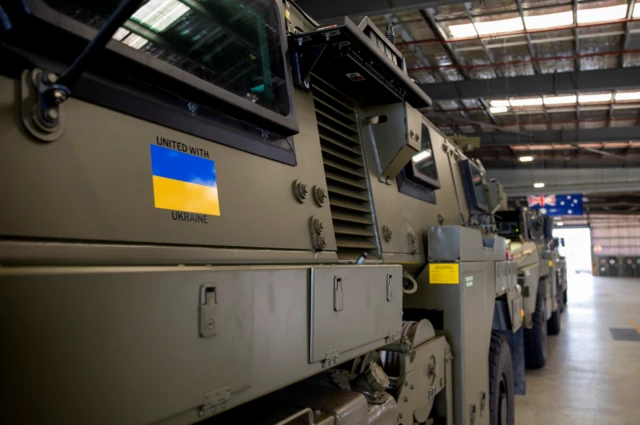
311 76 378 260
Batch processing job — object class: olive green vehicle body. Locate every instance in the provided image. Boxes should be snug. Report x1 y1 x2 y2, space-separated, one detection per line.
0 1 522 425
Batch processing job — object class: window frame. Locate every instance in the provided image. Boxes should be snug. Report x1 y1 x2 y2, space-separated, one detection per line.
396 123 440 204
459 159 490 214
25 0 299 136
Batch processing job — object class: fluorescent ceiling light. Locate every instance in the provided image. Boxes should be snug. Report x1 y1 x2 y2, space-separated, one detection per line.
556 222 564 227
533 182 545 188
518 156 534 162
615 91 640 101
524 11 573 30
579 93 612 104
490 99 510 107
635 4 640 18
448 16 524 38
412 150 433 163
510 97 543 107
543 95 577 106
122 34 148 50
577 4 627 24
132 0 189 32
112 27 130 41
490 106 509 114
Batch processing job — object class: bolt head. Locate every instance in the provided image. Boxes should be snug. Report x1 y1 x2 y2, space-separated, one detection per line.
187 102 198 112
45 72 58 84
207 319 215 329
410 384 415 390
45 108 59 121
404 396 409 402
198 410 204 417
210 407 215 413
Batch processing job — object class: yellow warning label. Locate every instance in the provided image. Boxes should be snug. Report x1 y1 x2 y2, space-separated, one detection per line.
429 263 460 284
548 260 553 267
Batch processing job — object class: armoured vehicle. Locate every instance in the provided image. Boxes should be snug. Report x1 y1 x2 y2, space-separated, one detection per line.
495 210 567 368
0 1 525 425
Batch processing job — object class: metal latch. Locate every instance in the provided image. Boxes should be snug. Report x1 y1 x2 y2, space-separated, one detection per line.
386 274 393 302
199 285 217 338
333 277 343 312
480 392 486 414
470 404 476 425
322 348 340 368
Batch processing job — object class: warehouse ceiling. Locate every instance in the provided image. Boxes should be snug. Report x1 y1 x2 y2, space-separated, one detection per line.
296 0 640 173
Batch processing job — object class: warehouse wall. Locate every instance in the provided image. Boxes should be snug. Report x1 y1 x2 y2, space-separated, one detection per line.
590 214 640 256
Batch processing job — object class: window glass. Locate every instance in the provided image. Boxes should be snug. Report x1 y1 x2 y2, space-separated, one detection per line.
44 0 291 116
470 163 488 209
404 124 439 189
411 124 438 184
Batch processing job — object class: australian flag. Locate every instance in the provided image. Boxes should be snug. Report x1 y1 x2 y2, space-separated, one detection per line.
528 193 583 216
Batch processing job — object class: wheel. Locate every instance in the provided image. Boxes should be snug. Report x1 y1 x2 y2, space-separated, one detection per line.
489 332 515 425
547 285 562 335
547 306 561 335
524 293 547 369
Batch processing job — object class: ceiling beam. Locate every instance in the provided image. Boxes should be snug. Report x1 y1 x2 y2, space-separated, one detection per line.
293 0 462 21
470 126 640 146
420 67 640 101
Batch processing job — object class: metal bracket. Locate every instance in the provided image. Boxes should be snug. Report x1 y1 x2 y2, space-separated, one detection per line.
19 69 66 142
322 348 340 368
198 386 231 418
199 284 217 338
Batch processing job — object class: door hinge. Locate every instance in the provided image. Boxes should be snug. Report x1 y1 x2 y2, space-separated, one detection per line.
198 386 231 418
322 348 340 368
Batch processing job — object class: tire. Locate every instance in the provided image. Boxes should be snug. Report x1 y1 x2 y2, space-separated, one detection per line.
547 285 562 335
489 332 515 425
524 293 547 369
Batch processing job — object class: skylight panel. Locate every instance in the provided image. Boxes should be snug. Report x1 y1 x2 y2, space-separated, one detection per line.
578 93 612 103
132 0 190 32
634 3 640 18
489 100 510 107
510 97 543 107
489 106 509 114
112 27 130 41
543 95 577 106
577 4 627 24
474 17 524 36
524 11 573 30
122 34 148 50
448 16 524 38
448 23 478 39
615 91 640 101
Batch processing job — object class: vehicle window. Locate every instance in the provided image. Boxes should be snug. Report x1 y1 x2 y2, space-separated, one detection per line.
44 0 291 116
410 124 439 186
470 163 488 209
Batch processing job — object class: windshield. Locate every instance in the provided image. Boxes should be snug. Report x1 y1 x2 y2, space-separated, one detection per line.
45 0 291 116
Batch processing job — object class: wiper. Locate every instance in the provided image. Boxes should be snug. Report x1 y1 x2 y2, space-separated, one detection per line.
24 0 144 141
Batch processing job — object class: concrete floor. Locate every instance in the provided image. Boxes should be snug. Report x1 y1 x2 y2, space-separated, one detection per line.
515 273 640 425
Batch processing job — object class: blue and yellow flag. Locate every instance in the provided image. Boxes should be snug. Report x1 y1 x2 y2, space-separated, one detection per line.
150 145 220 216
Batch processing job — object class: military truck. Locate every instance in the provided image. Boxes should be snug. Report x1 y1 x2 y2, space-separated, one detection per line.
495 209 567 368
0 1 526 425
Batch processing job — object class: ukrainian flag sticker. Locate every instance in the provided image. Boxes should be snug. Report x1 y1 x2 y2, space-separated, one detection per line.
150 145 220 216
